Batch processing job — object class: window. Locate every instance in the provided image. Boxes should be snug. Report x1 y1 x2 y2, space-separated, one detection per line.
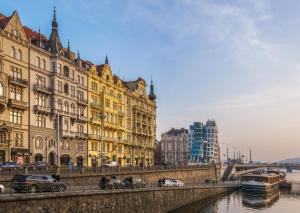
64 101 69 112
113 102 117 110
57 81 62 92
57 63 62 74
64 83 69 94
77 75 80 84
36 116 46 127
35 57 40 67
70 104 75 114
41 59 46 69
71 69 74 79
14 133 23 147
76 142 84 151
11 46 16 58
78 107 84 116
18 49 22 61
64 118 69 131
110 89 114 96
57 99 62 110
0 82 3 96
10 87 22 101
10 66 22 79
91 82 97 92
78 124 84 133
63 66 69 77
70 86 75 97
81 77 84 86
36 75 46 88
35 94 46 106
105 99 110 108
9 111 22 124
77 91 84 100
117 93 122 101
102 86 106 93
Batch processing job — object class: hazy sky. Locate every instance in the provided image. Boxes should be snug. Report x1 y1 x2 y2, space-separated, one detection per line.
1 0 300 162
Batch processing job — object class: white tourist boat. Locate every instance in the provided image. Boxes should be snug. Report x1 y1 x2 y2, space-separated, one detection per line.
241 173 280 194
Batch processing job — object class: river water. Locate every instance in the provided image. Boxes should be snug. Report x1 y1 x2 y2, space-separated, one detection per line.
171 170 300 213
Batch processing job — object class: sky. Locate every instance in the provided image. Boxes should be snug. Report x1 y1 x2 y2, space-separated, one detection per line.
1 0 300 162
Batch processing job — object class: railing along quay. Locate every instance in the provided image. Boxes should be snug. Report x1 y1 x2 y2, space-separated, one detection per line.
0 181 240 198
0 165 214 178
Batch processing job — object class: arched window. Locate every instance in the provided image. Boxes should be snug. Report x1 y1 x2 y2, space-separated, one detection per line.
64 101 69 112
0 82 3 96
35 57 40 67
18 49 22 61
41 59 46 69
110 89 114 96
57 99 62 111
70 104 75 114
11 46 16 58
63 66 69 77
78 107 84 116
117 93 122 101
102 86 106 93
64 83 69 94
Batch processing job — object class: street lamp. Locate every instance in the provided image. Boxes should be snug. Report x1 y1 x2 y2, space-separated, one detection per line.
247 146 252 164
222 143 229 164
99 112 106 167
232 146 238 162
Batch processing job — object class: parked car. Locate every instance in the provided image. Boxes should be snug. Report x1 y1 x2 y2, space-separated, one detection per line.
0 162 20 170
0 184 5 193
103 161 117 167
158 178 184 187
11 174 66 193
123 176 146 188
99 176 125 189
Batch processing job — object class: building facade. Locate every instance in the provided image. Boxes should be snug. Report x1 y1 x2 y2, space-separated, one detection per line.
0 8 157 166
124 79 157 166
188 120 220 164
160 128 189 165
203 120 220 163
0 11 30 163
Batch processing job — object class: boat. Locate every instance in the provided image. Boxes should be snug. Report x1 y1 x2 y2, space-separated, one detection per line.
266 170 292 189
241 173 280 195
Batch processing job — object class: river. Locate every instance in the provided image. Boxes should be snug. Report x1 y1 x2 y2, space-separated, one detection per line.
171 170 300 213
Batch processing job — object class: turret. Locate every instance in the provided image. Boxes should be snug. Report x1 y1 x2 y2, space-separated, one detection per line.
46 6 63 54
149 80 156 101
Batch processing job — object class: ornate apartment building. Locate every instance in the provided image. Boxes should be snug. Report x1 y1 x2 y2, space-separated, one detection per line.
0 11 30 163
160 128 189 165
0 9 157 167
87 61 126 167
124 79 156 166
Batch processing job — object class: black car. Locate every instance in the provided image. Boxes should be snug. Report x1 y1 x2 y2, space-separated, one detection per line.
99 176 125 189
11 174 66 193
123 176 146 188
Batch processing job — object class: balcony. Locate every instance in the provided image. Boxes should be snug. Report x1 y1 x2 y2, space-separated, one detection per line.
77 97 88 106
33 84 52 95
0 120 22 129
88 134 99 140
61 130 75 138
75 132 88 139
8 76 28 87
8 99 28 110
90 117 101 125
90 103 102 109
77 115 88 123
34 105 51 115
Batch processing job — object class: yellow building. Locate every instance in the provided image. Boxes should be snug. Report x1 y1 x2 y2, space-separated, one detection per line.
87 57 126 166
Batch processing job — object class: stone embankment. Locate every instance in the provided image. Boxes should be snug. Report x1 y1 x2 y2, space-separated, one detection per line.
0 185 238 213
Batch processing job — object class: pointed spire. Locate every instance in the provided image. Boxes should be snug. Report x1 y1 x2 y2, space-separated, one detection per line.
47 6 62 54
38 27 41 47
66 40 71 59
149 78 156 101
76 50 81 67
105 55 109 65
52 6 58 29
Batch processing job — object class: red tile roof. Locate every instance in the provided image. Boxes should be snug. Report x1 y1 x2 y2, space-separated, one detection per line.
0 13 11 29
23 26 48 43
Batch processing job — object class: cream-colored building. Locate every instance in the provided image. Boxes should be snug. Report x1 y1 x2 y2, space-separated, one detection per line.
124 79 157 166
0 11 30 163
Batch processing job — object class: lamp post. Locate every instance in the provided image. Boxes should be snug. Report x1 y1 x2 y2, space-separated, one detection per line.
232 146 238 162
99 113 106 167
222 143 229 164
247 146 252 164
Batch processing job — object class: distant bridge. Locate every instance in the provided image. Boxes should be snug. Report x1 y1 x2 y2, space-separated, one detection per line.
221 163 300 181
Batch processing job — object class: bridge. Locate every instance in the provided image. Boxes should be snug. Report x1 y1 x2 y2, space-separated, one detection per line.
221 163 300 181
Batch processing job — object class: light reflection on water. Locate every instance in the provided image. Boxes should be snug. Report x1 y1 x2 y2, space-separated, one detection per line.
170 170 300 213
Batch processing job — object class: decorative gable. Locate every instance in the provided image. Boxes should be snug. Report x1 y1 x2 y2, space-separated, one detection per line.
4 11 28 42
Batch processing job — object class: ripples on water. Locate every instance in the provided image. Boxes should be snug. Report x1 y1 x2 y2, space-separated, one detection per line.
170 170 300 213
